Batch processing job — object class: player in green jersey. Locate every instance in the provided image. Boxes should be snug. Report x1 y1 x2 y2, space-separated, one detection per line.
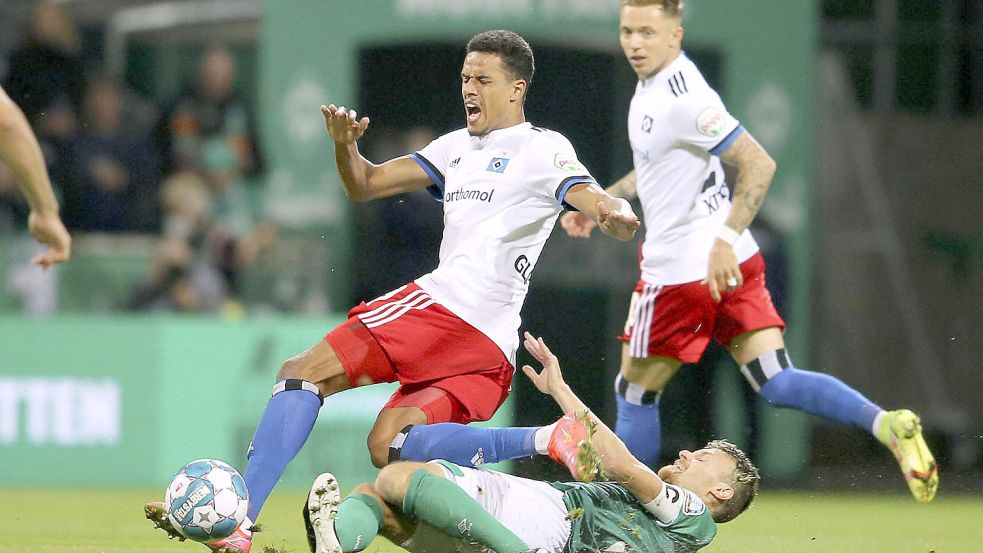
303 332 759 553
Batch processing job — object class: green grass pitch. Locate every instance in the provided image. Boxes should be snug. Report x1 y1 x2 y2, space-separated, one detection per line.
0 487 977 552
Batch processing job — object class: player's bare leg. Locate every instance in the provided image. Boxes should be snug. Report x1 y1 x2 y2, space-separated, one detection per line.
620 348 682 391
304 473 419 553
367 406 429 468
277 339 353 397
730 327 939 502
373 462 535 552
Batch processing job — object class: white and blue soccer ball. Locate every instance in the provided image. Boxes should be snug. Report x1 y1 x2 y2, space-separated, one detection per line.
164 458 249 542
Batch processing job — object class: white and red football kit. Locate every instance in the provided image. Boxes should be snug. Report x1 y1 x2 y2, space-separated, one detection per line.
327 122 597 421
620 53 784 362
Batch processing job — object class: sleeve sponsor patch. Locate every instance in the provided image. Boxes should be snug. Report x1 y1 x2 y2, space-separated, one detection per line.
696 107 727 137
682 489 707 516
554 153 586 172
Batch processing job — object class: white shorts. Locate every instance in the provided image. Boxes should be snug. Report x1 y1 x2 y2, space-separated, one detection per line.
399 461 571 553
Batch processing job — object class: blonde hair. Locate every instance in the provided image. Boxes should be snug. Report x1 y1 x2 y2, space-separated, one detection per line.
621 0 684 18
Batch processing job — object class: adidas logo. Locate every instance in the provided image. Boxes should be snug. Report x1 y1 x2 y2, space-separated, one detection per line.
471 447 485 466
458 518 472 536
449 157 460 168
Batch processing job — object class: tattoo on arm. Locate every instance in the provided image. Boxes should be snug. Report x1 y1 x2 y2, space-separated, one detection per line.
720 133 776 233
605 170 637 200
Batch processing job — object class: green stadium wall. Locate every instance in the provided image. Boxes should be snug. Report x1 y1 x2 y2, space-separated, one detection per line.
0 316 513 488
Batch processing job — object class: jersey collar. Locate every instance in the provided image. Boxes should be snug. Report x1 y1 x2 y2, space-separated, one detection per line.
640 51 689 89
470 121 532 149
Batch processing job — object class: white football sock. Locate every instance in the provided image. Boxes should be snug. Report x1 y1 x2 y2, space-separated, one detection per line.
534 423 557 455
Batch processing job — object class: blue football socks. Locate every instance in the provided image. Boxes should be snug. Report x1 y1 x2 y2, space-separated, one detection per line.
395 423 539 466
243 380 322 521
759 367 881 432
614 388 663 467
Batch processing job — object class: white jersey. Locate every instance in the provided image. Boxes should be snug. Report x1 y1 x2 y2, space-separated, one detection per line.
629 53 758 285
410 122 596 363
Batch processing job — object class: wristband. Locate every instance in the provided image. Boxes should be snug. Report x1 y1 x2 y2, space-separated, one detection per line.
717 225 741 245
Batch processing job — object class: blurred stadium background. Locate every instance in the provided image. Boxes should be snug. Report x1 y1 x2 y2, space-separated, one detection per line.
0 0 980 551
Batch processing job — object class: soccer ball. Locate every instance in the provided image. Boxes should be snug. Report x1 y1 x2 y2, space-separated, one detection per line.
163 458 249 542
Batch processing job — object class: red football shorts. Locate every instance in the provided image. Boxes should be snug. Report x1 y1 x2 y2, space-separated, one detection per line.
619 253 785 363
324 283 513 424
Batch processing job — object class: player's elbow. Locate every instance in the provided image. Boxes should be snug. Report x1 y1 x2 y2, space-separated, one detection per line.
758 154 777 178
0 110 21 138
340 179 380 202
345 174 386 202
344 187 374 202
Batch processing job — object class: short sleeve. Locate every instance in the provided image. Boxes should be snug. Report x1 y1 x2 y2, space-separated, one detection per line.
644 484 717 547
528 132 597 211
669 91 745 157
410 132 456 202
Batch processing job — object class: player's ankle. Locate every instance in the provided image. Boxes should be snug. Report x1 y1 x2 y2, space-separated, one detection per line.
872 410 890 446
534 422 557 455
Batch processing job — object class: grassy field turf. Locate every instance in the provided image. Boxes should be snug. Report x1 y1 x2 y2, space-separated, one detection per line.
0 487 977 552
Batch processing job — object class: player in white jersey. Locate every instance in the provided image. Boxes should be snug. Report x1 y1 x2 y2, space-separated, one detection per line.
142 30 640 553
560 0 938 504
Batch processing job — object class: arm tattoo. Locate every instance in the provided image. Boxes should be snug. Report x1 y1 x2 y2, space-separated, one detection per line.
606 170 638 200
721 134 775 233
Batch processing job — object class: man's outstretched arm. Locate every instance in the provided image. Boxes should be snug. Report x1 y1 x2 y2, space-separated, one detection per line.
521 332 664 504
0 84 71 267
562 181 640 241
321 104 433 201
560 170 637 239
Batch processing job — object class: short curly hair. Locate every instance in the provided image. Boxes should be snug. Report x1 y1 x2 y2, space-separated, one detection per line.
706 439 760 523
466 30 535 86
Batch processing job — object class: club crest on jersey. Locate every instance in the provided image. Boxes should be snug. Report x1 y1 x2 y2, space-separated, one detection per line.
553 153 585 172
487 157 510 173
696 107 726 137
642 115 654 133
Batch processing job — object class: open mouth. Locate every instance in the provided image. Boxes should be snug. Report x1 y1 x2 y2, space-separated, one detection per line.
465 102 482 124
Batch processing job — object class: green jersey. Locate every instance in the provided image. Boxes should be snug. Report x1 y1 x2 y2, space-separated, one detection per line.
551 481 716 553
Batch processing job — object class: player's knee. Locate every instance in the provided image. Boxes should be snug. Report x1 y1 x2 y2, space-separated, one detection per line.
351 482 377 497
740 349 797 407
368 448 390 469
276 355 306 381
374 463 420 504
615 372 663 406
274 341 347 394
367 428 397 468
